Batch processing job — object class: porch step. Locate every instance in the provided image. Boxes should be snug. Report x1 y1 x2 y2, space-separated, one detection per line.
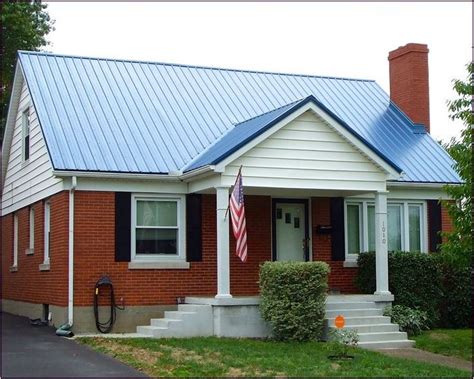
136 304 213 338
327 315 391 326
357 340 415 349
325 308 383 318
325 298 413 349
326 301 379 311
328 323 400 333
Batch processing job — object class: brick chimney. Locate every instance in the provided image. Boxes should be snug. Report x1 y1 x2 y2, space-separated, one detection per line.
388 43 430 132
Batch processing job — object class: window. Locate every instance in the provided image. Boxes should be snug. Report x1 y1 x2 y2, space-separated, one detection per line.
28 207 35 254
22 108 30 162
44 200 51 264
131 195 185 261
345 199 426 260
13 213 19 268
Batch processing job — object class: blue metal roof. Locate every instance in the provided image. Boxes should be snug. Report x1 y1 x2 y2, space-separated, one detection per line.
185 95 403 173
18 51 460 183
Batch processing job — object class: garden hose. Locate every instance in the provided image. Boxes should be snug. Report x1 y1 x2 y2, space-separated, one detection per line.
93 276 124 333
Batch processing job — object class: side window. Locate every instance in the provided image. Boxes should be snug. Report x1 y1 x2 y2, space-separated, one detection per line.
44 200 51 264
29 207 35 254
13 213 19 268
22 108 30 162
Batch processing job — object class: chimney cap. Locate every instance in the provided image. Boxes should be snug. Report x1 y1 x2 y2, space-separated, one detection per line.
388 43 429 61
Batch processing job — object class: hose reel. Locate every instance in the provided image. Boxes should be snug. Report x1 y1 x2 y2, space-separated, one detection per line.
93 276 124 333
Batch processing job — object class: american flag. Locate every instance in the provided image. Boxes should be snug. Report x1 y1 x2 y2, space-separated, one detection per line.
230 169 248 262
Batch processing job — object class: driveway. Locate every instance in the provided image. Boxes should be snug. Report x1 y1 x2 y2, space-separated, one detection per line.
1 312 146 377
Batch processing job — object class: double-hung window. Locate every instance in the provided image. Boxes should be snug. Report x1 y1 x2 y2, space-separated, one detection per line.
345 199 426 260
131 195 185 262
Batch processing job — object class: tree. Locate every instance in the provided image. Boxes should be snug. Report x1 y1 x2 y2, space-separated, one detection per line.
0 1 54 144
441 63 473 267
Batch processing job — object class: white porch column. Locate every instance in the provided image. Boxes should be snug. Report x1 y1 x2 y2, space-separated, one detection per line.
215 186 232 299
374 191 391 295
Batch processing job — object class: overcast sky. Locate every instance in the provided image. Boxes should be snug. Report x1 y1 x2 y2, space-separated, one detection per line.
44 2 472 143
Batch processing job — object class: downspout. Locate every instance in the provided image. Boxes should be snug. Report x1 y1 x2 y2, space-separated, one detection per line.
68 176 77 325
56 176 76 337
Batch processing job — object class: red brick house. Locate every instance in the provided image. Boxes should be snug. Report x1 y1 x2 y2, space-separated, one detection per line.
1 43 457 338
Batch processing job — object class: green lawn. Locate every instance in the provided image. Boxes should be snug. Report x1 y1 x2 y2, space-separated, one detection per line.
78 337 471 377
411 329 472 361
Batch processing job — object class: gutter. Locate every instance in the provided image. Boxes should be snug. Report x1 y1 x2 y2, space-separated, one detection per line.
68 176 77 327
52 165 215 182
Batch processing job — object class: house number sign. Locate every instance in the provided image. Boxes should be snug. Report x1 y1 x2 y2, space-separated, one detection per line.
381 221 386 245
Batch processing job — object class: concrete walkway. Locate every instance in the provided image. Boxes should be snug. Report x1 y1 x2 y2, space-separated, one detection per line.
379 348 472 372
1 312 147 377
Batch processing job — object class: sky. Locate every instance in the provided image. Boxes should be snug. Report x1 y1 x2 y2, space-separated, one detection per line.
44 2 472 143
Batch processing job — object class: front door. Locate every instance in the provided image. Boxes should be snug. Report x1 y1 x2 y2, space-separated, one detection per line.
272 200 309 261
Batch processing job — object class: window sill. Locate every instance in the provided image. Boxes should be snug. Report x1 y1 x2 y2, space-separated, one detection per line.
343 260 358 268
128 261 190 270
39 263 50 271
25 248 34 256
9 265 18 273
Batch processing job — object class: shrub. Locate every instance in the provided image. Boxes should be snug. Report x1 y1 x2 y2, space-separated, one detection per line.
438 262 471 328
356 251 443 324
328 329 359 358
384 305 429 336
259 261 329 341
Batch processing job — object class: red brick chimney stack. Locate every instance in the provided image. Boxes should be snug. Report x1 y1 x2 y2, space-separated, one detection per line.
388 43 430 133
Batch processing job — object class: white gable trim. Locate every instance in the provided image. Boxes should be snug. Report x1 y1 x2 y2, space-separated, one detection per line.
2 64 24 188
214 102 401 181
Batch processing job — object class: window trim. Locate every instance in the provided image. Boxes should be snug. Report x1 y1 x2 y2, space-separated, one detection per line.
26 207 35 255
130 194 186 263
344 199 427 261
22 108 30 163
12 213 19 269
43 200 51 265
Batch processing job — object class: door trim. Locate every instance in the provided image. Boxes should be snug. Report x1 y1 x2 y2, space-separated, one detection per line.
271 198 310 261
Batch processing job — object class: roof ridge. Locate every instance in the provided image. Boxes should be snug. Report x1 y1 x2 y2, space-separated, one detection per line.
17 50 376 83
234 97 307 127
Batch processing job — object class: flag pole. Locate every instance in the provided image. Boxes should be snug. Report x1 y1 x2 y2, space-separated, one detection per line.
224 165 243 220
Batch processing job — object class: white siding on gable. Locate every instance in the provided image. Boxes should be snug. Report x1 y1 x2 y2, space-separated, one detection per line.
222 111 387 192
2 80 63 215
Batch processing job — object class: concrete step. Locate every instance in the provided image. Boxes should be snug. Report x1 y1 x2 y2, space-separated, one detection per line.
326 301 377 311
178 304 213 312
328 323 400 333
358 339 415 350
325 308 383 318
136 325 168 336
164 311 196 320
327 316 391 326
357 331 408 342
150 318 183 328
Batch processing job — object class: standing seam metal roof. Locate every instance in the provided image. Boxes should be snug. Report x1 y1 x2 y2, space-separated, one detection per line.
17 51 460 183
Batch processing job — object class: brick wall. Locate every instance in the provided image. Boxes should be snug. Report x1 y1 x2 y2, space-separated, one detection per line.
1 191 69 306
2 190 456 307
441 202 454 243
311 197 358 293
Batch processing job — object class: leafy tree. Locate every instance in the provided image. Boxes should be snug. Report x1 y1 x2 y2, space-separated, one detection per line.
0 1 54 144
441 63 473 267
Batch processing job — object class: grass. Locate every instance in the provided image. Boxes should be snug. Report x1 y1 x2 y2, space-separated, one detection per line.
78 337 471 377
411 329 472 361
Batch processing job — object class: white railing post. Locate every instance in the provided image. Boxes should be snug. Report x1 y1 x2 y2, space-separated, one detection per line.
375 191 391 295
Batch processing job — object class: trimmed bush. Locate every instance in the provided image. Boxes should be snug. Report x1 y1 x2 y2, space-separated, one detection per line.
438 263 471 328
356 252 443 324
384 305 429 336
259 261 329 341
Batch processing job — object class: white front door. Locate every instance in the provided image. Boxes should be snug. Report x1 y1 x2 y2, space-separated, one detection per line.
274 201 309 261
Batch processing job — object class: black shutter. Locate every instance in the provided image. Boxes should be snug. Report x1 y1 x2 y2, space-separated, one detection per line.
427 200 442 252
330 197 345 261
186 194 203 262
115 192 131 262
